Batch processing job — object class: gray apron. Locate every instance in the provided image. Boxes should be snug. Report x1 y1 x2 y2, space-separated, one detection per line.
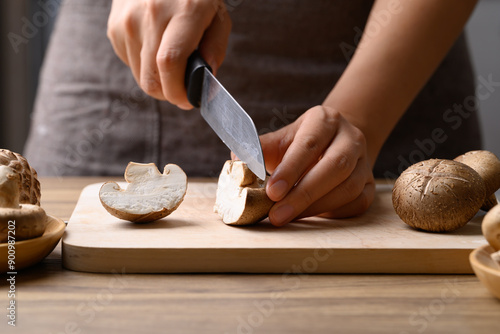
24 0 482 178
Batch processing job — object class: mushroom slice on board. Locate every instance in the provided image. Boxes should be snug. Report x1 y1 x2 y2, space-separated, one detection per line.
214 160 274 226
99 162 187 223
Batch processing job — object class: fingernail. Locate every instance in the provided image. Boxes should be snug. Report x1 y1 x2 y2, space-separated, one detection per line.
208 59 218 75
271 204 294 226
178 102 193 110
268 180 288 201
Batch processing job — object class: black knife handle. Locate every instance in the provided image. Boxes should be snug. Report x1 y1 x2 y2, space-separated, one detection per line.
185 50 212 108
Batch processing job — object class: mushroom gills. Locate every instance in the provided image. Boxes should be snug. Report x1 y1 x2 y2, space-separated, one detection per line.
99 162 187 223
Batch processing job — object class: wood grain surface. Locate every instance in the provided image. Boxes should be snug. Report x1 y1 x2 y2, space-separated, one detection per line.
0 177 498 334
63 181 486 274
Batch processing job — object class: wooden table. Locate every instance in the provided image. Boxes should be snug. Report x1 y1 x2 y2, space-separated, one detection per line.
1 177 499 334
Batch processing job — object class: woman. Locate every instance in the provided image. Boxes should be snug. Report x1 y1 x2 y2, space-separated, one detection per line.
24 0 481 226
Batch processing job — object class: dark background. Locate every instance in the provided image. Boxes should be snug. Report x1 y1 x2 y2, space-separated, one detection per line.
0 0 59 152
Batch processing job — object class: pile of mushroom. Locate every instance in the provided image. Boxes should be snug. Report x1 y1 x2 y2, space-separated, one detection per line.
0 165 47 243
214 160 273 225
99 162 187 223
393 150 500 232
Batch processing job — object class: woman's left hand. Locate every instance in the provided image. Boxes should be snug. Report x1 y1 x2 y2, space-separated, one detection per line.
259 105 375 226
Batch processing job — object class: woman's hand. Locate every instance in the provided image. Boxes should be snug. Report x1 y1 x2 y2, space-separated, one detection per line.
107 0 231 109
260 105 375 226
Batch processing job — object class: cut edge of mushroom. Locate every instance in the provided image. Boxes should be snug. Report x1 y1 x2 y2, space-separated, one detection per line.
214 160 274 226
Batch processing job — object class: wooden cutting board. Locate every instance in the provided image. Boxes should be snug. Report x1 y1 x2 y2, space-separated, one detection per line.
62 181 487 274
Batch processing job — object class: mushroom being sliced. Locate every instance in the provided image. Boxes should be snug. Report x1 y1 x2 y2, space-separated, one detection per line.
214 160 274 225
99 162 187 223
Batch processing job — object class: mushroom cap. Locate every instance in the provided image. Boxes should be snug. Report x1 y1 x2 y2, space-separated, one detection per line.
482 203 500 251
454 150 500 198
214 160 274 225
0 149 41 206
0 204 47 243
392 159 486 232
99 162 187 223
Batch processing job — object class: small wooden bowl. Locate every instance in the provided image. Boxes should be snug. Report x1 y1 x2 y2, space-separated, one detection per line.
469 244 500 299
0 215 66 272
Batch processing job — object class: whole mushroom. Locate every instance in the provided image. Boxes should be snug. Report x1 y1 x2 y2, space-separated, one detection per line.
0 166 47 243
454 150 500 211
392 159 486 232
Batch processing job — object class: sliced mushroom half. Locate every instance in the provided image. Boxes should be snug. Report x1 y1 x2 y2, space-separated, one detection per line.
99 162 187 223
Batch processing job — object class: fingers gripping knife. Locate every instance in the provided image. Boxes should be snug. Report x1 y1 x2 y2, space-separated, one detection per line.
184 50 267 180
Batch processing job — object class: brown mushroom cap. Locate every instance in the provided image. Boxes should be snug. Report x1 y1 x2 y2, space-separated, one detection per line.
392 159 486 232
99 162 187 223
0 149 41 206
482 203 500 251
454 150 500 196
454 150 500 211
214 160 274 225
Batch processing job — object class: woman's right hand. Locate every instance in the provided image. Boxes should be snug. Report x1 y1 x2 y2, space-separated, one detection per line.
107 0 232 109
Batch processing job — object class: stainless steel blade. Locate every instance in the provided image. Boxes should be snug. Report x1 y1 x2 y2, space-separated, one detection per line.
201 68 266 180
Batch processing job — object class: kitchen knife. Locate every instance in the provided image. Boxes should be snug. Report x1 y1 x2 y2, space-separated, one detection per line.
185 50 266 180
